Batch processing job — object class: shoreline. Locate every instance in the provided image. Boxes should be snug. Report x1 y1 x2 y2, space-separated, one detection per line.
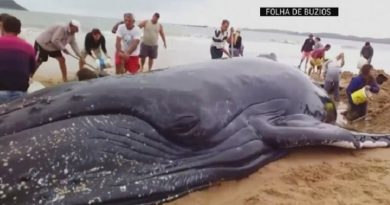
1 6 390 45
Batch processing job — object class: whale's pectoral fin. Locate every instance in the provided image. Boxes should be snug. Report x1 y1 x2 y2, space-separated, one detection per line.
250 114 390 149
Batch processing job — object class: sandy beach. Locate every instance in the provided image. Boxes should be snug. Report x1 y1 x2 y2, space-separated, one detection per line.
168 71 390 205
3 4 390 205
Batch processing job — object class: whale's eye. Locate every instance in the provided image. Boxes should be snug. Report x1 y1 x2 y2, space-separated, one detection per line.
167 115 199 134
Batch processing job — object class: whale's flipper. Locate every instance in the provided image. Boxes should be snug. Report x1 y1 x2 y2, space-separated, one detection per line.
250 114 390 149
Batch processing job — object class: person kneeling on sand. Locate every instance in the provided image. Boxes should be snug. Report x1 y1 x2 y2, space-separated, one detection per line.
34 20 84 82
0 16 36 104
323 53 345 102
79 28 110 70
308 44 331 76
115 13 141 74
210 19 232 59
344 64 380 121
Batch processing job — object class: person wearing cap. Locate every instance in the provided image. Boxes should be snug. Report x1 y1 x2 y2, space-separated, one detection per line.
138 12 167 72
79 28 109 70
115 13 142 74
360 42 374 64
298 33 315 70
0 16 36 104
34 20 84 82
344 64 380 121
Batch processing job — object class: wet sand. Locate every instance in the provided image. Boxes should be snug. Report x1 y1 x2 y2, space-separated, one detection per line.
168 70 390 205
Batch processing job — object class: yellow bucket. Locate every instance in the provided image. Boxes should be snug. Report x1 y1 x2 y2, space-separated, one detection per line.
351 87 368 105
310 58 323 66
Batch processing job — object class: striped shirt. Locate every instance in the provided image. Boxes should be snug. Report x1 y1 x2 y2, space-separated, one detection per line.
0 36 36 91
211 29 228 49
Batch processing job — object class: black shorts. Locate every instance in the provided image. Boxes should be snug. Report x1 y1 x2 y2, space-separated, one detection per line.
139 43 158 59
210 46 223 59
34 41 63 63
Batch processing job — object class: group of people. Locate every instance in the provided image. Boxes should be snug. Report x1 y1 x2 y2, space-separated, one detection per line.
111 12 167 75
210 19 244 59
0 12 167 104
298 34 331 76
298 33 385 121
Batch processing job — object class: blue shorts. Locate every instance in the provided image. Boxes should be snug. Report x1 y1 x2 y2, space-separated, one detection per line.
0 91 25 104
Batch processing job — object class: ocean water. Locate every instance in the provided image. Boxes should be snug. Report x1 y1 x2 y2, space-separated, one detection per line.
2 7 390 77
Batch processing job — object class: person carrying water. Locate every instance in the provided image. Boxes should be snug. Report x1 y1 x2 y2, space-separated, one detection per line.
79 28 110 70
0 16 36 104
344 64 380 121
210 19 231 59
138 12 167 72
34 20 84 82
323 53 345 102
308 44 331 76
298 33 315 70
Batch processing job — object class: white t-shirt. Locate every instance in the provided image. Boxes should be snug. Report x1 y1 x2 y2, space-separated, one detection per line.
116 24 142 56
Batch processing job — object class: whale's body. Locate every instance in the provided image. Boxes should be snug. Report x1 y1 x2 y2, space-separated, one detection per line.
0 58 389 205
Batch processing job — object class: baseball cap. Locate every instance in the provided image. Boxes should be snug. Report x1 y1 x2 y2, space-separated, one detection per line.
70 19 81 30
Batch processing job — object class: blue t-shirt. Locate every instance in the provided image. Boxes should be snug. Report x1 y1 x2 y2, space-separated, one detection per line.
346 75 379 96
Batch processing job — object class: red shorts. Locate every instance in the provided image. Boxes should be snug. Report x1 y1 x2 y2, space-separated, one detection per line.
115 53 140 74
302 51 312 58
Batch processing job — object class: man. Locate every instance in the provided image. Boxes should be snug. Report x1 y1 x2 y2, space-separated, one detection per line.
138 12 167 72
360 42 373 64
298 33 315 70
323 53 345 102
115 13 142 74
0 13 11 36
210 19 231 59
0 16 36 104
79 28 109 70
34 20 84 82
308 44 331 76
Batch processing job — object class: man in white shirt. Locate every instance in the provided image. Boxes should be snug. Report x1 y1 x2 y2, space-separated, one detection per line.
323 53 345 102
210 19 232 59
34 20 83 82
115 13 141 74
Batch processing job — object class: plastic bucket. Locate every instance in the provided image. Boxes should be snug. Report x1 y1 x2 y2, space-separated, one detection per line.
95 58 111 69
351 87 368 105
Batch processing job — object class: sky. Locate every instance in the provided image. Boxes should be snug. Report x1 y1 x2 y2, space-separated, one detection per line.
14 0 390 38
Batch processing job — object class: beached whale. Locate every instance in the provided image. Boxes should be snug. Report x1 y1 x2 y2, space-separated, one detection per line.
0 58 390 205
